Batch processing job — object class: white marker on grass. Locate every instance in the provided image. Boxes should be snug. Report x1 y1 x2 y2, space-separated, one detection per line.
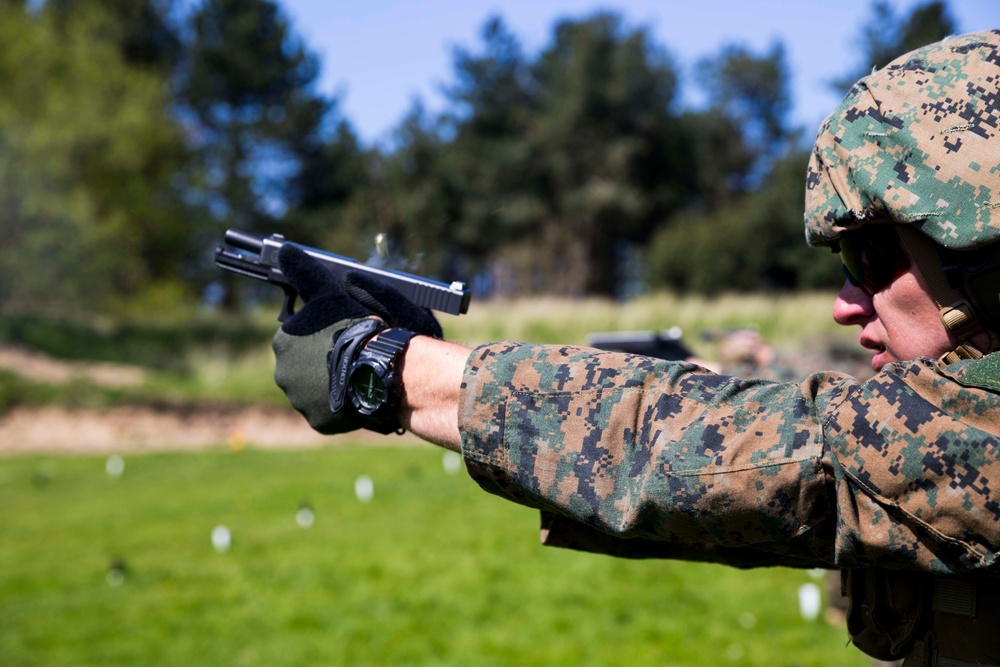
211 525 232 552
354 475 374 502
296 506 315 528
725 644 744 661
106 568 125 587
106 556 127 587
798 582 822 621
442 451 462 474
106 455 125 477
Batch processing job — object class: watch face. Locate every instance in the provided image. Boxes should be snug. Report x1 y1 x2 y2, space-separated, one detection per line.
349 364 387 413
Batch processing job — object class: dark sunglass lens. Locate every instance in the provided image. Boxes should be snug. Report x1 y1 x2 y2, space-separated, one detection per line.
838 226 910 294
840 240 868 290
841 263 862 288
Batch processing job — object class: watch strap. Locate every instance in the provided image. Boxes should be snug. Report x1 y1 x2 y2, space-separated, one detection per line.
364 327 418 359
356 328 418 435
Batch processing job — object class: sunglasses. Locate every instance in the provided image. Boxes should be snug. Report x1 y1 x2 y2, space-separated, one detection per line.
836 225 911 295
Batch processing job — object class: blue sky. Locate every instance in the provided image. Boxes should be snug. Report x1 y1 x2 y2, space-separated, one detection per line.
278 0 999 146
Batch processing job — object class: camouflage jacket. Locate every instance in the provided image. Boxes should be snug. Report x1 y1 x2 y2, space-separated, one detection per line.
458 343 1000 576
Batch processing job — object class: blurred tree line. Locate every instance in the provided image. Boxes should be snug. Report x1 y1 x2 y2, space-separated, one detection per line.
0 0 959 317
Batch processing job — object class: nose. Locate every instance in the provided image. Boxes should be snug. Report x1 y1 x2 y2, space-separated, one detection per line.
832 279 874 327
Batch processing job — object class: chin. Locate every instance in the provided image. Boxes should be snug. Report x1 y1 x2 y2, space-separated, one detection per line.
870 349 893 372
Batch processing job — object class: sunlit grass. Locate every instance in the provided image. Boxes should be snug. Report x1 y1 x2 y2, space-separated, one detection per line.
0 292 874 665
0 446 869 667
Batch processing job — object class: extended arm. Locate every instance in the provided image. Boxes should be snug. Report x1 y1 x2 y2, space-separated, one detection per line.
269 244 1000 575
398 336 470 451
452 342 1000 575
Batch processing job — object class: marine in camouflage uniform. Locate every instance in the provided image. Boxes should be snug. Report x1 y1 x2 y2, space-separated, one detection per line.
456 31 1000 665
270 29 1000 667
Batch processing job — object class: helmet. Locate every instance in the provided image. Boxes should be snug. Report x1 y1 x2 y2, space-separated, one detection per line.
804 30 1000 360
805 29 1000 250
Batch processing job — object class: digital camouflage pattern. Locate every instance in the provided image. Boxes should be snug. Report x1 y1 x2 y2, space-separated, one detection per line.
805 30 1000 250
454 29 1000 664
459 342 1000 576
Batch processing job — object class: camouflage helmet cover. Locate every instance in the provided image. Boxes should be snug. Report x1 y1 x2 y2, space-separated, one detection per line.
805 30 1000 250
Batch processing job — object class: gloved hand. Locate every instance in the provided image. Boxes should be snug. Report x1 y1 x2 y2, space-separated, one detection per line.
272 244 442 434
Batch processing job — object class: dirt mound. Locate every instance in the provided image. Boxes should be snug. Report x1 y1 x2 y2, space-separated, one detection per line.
0 344 422 455
0 403 423 455
0 344 145 387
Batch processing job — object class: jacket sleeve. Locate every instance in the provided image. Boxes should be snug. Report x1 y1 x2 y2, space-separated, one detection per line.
457 342 1000 575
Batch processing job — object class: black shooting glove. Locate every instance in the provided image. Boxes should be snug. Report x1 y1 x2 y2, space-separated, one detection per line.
272 244 442 434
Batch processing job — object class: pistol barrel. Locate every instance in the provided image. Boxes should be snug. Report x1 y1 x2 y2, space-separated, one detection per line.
224 229 266 253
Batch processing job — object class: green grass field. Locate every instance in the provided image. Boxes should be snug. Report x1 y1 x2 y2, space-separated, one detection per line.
0 293 870 665
0 444 869 667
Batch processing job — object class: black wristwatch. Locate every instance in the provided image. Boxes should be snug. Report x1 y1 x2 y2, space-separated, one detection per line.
346 327 418 434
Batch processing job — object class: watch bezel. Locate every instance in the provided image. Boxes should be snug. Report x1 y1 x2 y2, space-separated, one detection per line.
343 328 417 428
348 360 391 415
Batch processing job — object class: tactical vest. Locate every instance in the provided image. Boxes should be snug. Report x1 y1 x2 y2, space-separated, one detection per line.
844 567 1000 664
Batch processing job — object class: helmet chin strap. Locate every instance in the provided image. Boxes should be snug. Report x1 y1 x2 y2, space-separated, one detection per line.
895 226 993 364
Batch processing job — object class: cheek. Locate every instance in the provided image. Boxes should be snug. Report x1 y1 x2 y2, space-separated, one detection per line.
889 324 947 360
875 274 952 358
